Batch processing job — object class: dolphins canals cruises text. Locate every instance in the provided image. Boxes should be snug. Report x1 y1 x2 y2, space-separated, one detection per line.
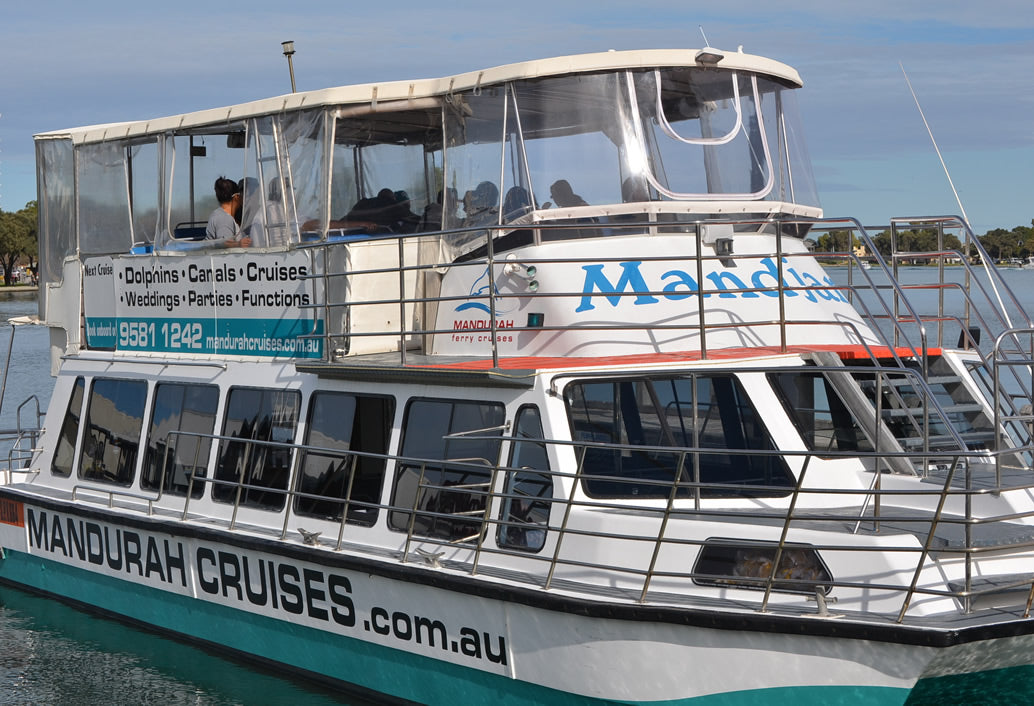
82 254 322 358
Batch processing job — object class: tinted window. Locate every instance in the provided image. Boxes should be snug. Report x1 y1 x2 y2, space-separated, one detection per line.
52 377 85 477
214 388 300 511
389 399 505 542
565 375 793 498
497 406 551 552
142 383 219 496
78 378 148 486
770 371 874 454
296 391 394 526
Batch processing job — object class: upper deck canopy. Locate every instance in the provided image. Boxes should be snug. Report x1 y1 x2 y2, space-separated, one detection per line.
35 48 802 144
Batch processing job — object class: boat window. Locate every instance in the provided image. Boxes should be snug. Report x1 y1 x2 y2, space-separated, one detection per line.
441 87 506 257
141 383 219 497
631 69 770 200
625 69 818 209
281 108 328 241
78 142 135 255
769 371 875 454
164 125 249 245
239 116 300 248
37 137 76 291
213 387 301 511
78 378 148 486
564 374 793 499
497 405 552 553
52 376 85 478
693 540 831 594
389 398 505 542
296 391 394 526
128 140 160 248
329 107 443 237
513 72 625 212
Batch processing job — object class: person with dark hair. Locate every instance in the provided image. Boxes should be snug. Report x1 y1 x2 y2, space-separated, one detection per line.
545 179 588 208
463 181 499 227
503 186 532 222
205 176 251 247
389 190 421 233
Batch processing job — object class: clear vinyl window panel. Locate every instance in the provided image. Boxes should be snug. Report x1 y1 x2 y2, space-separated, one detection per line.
631 69 772 200
329 108 443 236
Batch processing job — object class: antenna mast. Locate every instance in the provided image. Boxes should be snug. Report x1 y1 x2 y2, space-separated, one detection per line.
899 62 969 226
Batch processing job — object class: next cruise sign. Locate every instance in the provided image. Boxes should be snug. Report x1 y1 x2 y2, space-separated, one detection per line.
83 251 323 358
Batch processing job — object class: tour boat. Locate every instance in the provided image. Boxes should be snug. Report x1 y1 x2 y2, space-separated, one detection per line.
4 46 1034 704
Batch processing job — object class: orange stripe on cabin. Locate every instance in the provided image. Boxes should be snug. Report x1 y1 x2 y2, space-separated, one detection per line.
423 345 941 372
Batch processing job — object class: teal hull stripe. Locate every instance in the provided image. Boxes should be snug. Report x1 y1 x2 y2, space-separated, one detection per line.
0 549 1020 705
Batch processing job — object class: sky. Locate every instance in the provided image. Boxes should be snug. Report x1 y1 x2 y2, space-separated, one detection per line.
1 1 1032 235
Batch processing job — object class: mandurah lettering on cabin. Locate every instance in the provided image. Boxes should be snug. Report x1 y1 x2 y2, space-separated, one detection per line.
575 257 849 312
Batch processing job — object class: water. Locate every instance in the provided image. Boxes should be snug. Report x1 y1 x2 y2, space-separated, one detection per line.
0 293 358 705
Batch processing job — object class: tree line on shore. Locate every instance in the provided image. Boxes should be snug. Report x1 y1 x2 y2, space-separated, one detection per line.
814 221 1034 262
0 202 38 286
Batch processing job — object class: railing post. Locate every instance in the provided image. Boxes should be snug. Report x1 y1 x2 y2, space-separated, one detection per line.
760 455 811 613
401 463 429 564
398 235 407 366
335 454 359 550
896 456 961 623
695 224 707 360
639 451 687 602
545 446 587 590
229 441 253 531
471 462 502 576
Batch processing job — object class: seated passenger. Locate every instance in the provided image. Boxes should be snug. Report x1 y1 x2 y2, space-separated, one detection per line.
502 186 532 222
545 179 588 209
325 188 394 234
462 181 499 227
615 176 654 225
542 179 599 241
205 177 251 248
421 188 461 232
622 175 651 203
389 190 421 233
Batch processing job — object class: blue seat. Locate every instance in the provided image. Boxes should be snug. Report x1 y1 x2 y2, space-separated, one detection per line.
173 222 208 240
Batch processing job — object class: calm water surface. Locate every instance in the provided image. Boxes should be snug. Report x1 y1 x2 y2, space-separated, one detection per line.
2 269 1034 703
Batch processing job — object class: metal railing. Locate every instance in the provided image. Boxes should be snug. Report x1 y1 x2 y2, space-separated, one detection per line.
56 370 1034 626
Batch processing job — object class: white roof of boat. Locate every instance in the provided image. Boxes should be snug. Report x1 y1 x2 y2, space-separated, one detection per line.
35 47 802 145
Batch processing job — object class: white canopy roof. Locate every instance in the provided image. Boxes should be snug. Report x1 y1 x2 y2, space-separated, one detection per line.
35 47 802 145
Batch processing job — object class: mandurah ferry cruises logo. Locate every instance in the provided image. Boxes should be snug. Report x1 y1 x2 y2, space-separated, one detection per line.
451 265 517 342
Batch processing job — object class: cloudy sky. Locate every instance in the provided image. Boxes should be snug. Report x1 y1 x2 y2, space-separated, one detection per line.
2 1 1031 233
